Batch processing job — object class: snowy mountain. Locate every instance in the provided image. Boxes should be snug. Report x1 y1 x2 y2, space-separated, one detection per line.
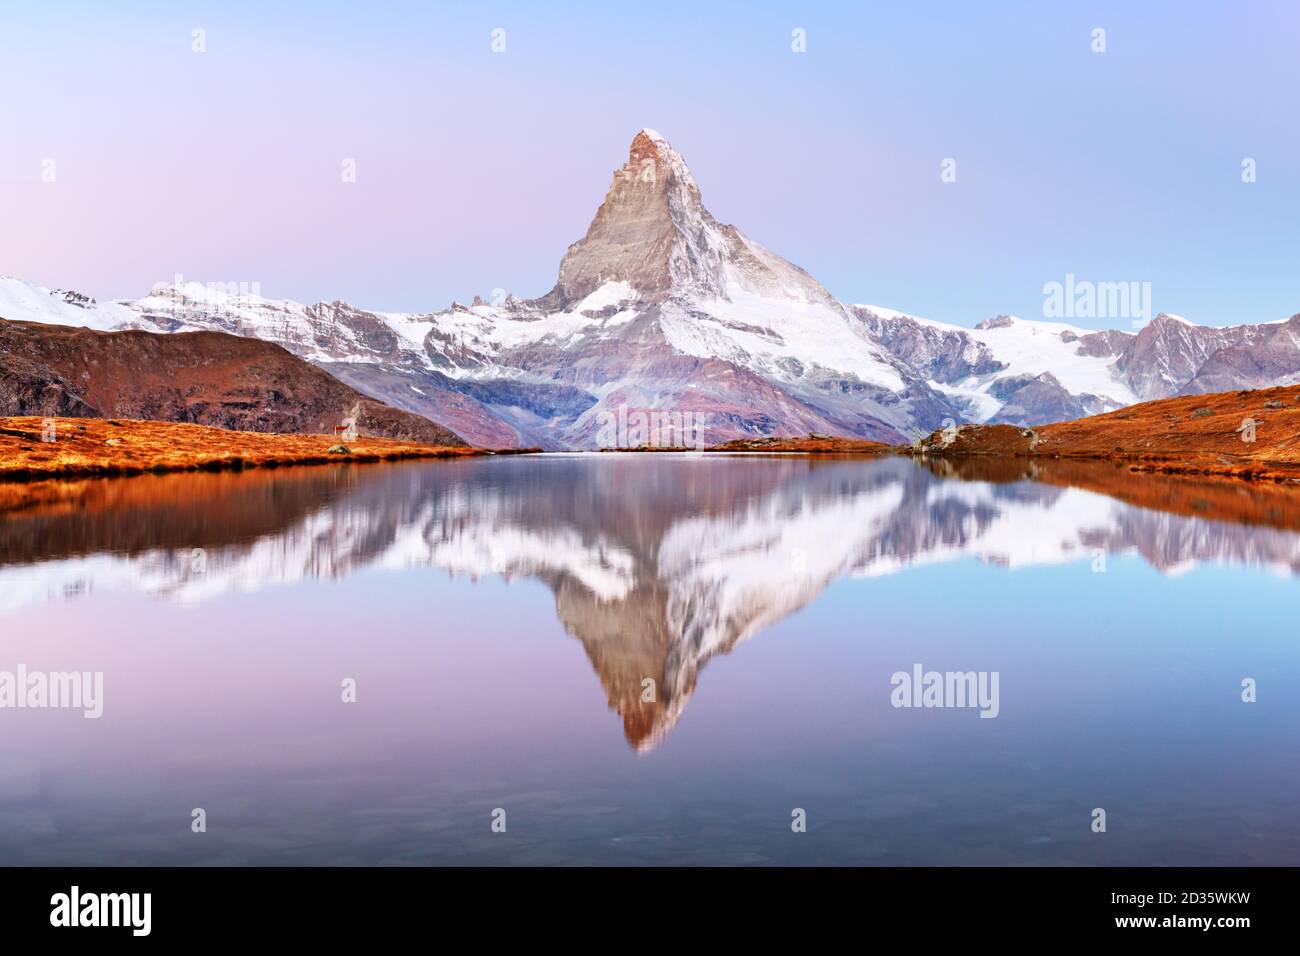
0 279 138 332
853 306 1300 426
4 129 1300 446
389 129 954 447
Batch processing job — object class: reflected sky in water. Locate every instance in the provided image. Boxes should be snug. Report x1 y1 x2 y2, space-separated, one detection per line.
1 455 1297 865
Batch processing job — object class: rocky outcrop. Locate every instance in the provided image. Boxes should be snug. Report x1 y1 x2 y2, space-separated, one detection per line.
0 351 100 417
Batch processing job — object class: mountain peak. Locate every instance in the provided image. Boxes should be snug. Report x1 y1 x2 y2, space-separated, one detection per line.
624 127 700 199
628 128 687 174
544 128 712 306
539 129 837 311
630 127 668 157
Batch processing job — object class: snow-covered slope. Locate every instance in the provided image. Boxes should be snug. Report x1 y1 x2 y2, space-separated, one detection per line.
119 281 437 368
854 306 1139 423
0 277 137 332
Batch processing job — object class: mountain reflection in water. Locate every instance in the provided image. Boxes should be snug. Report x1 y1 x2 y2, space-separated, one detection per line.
3 454 1298 751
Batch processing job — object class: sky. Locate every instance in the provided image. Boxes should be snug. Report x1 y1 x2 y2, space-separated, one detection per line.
2 0 1298 327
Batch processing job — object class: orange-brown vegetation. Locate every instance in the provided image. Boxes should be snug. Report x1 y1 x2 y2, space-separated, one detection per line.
0 416 529 483
911 385 1300 483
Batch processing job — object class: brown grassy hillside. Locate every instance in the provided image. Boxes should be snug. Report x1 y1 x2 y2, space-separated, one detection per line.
0 416 498 482
0 317 465 445
912 384 1300 482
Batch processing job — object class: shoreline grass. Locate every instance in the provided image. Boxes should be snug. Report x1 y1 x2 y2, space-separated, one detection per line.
0 416 536 483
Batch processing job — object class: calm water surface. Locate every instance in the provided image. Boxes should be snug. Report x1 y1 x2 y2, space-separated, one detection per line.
1 454 1297 865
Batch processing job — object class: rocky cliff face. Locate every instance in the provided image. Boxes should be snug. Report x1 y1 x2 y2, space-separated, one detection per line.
545 129 844 310
1113 313 1271 399
548 129 701 306
0 319 466 445
1176 315 1300 394
855 306 1300 426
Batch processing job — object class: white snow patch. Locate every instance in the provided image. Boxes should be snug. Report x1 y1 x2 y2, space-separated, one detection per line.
0 277 136 332
574 280 636 312
660 288 906 391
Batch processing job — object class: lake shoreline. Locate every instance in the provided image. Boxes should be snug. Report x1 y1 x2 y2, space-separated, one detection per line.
9 381 1300 489
0 416 538 484
697 384 1300 484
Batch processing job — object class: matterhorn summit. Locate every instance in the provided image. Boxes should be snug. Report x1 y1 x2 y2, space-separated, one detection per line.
543 129 840 311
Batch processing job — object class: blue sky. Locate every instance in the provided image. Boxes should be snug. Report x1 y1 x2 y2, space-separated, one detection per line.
2 0 1297 326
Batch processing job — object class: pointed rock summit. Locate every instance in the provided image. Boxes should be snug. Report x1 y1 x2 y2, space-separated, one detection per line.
544 128 835 309
546 129 707 306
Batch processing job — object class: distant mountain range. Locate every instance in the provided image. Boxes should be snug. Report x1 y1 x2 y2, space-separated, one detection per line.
3 128 1299 447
